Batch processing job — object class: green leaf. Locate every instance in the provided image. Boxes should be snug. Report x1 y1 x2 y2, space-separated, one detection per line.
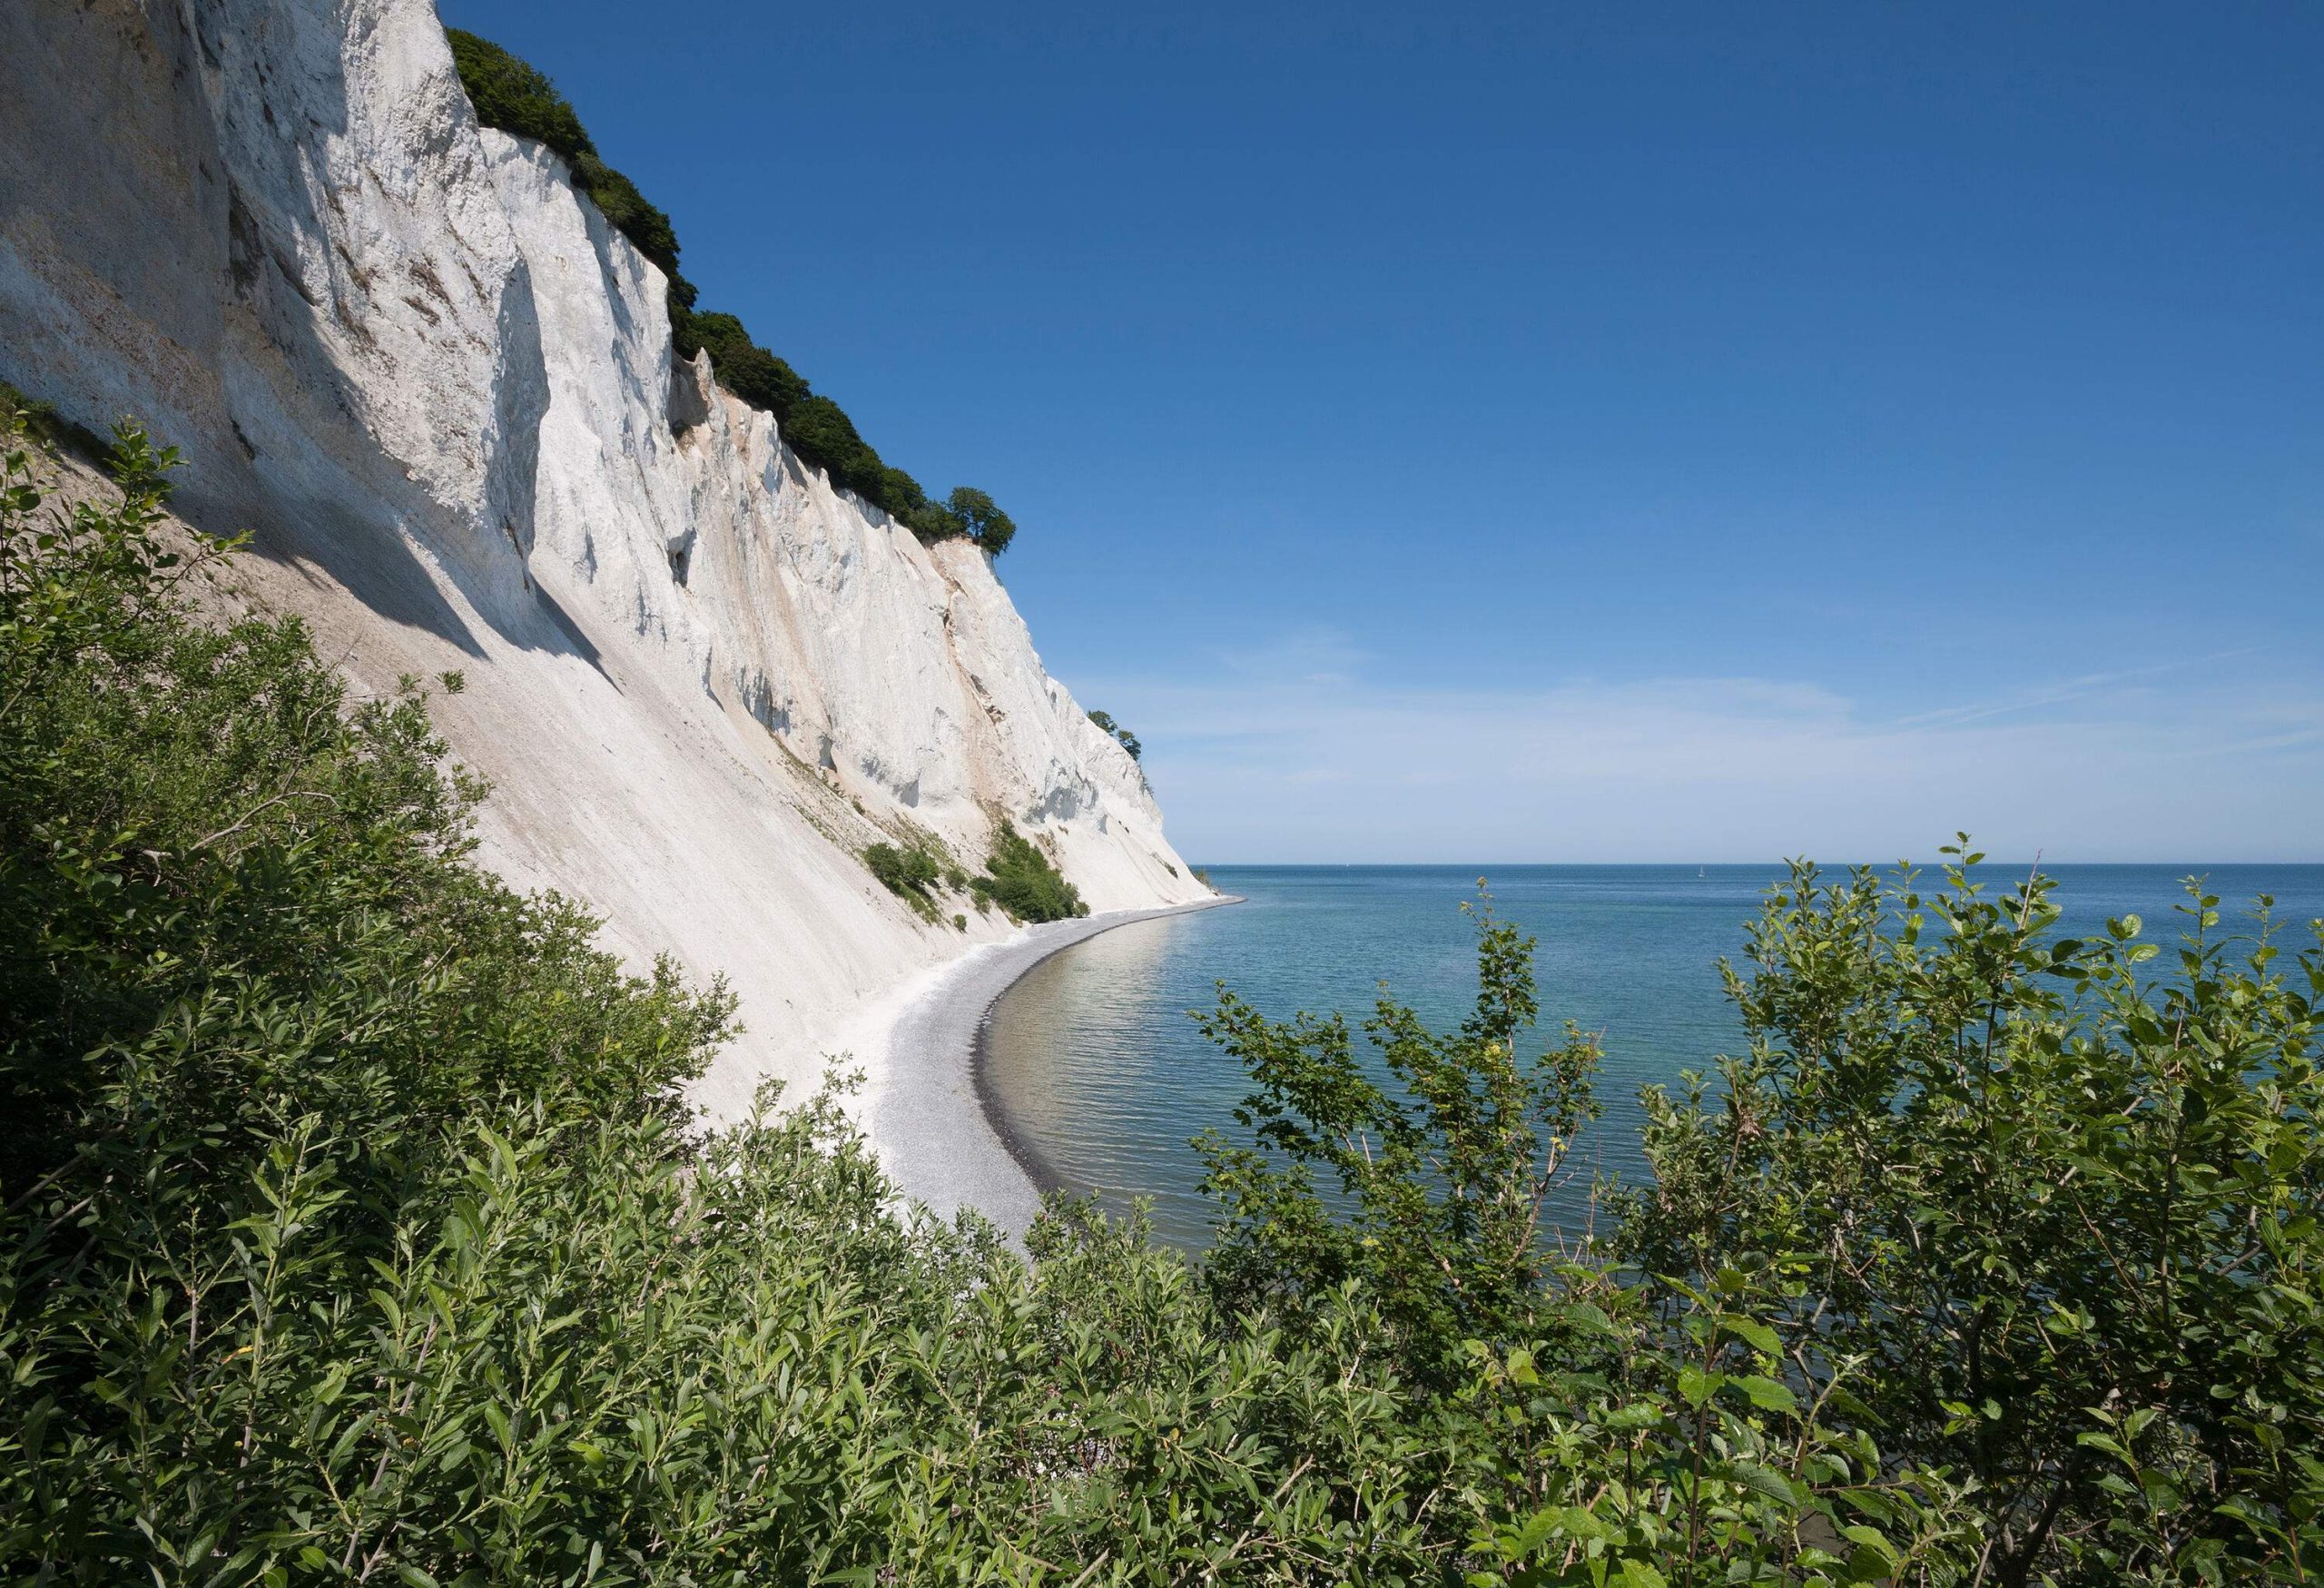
1728 1461 1801 1506
1734 1375 1797 1414
1841 1524 1899 1565
1678 1366 1724 1408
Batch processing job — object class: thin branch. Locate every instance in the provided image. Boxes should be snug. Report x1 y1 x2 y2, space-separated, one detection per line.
192 789 340 852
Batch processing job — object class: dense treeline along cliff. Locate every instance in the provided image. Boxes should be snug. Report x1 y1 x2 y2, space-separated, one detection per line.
0 0 1205 1137
443 28 1024 556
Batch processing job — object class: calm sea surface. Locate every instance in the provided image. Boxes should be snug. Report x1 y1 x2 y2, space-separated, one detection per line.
981 863 2324 1248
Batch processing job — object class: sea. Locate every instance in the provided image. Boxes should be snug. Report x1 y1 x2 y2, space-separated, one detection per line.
980 863 2324 1249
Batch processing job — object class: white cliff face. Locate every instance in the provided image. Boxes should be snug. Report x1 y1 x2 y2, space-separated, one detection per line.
485 133 1187 909
0 0 1202 1134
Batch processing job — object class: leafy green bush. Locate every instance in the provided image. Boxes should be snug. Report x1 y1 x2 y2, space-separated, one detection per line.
567 153 682 278
782 394 886 499
1196 862 2324 1583
446 29 1018 552
1615 847 2324 1583
444 28 590 163
675 311 808 417
970 820 1087 922
0 421 729 1195
863 840 940 894
862 839 944 921
944 486 1017 556
1196 893 1600 1386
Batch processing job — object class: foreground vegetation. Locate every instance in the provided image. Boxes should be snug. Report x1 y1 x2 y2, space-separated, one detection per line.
445 31 1017 555
3 409 2319 1582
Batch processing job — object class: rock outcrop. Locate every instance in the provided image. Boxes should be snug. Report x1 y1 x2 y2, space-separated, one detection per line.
0 0 1202 1141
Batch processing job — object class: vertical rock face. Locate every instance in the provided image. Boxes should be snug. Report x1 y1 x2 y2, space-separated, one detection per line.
0 0 1203 1120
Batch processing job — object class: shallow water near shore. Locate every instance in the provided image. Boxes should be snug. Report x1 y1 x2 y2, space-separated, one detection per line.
981 863 2324 1248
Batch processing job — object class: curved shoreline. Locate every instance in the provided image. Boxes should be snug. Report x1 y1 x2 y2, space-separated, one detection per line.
971 985 1069 1199
971 902 1242 1199
862 894 1240 1236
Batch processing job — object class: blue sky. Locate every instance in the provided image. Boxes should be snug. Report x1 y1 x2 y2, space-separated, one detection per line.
444 0 2321 863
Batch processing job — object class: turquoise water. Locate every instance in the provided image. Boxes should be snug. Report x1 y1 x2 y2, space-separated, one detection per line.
981 863 2324 1248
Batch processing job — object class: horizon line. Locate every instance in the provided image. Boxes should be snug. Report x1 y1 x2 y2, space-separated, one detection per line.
1185 858 2324 869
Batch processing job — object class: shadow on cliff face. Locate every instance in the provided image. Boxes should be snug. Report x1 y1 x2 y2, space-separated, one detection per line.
0 0 603 676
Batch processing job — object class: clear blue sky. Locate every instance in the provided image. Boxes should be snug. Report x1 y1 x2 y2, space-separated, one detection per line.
443 0 2320 863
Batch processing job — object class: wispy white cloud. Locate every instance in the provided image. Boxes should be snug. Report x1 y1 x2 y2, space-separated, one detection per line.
1211 627 1371 686
1079 641 2324 863
1882 652 2256 731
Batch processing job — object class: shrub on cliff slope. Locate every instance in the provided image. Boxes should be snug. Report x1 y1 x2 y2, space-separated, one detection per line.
863 838 944 921
972 819 1088 922
445 29 1016 551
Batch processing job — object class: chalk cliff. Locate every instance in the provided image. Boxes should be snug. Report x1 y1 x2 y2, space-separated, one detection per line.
0 1 1203 1158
